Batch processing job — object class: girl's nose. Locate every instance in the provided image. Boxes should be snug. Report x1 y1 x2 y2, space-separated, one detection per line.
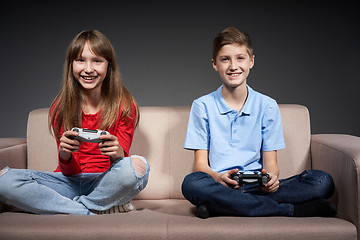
85 62 94 73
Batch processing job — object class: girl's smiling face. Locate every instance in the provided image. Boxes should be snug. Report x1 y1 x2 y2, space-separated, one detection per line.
212 43 254 89
72 42 108 92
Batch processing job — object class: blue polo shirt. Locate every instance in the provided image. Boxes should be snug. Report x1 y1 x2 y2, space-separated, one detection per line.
184 85 286 173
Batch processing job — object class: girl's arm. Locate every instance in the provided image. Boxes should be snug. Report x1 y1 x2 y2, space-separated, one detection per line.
261 150 280 193
98 134 125 161
98 102 137 161
194 149 238 188
56 130 82 175
58 130 81 162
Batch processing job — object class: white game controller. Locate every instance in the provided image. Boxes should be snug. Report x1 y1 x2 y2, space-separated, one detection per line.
71 127 109 143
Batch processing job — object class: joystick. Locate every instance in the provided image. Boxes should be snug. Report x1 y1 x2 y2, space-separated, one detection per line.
230 171 270 186
71 127 109 143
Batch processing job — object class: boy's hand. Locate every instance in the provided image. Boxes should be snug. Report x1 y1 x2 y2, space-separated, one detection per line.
218 168 240 188
259 169 279 193
99 133 124 161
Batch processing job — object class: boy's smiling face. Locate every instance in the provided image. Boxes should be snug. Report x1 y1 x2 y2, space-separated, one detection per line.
212 43 254 89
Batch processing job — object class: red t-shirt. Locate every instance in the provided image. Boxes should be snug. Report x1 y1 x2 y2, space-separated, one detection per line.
53 104 136 175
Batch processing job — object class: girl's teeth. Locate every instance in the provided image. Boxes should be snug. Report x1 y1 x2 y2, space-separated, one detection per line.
83 76 96 80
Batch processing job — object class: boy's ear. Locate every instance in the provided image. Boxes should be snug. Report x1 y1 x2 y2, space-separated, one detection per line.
250 55 255 69
212 59 218 71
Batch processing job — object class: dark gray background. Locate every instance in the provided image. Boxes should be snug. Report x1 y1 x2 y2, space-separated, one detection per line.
1 1 359 138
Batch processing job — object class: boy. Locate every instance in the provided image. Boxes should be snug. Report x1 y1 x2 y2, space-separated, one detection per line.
181 27 336 218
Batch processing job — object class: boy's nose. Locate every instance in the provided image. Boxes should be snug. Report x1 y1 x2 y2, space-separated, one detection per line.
229 61 238 71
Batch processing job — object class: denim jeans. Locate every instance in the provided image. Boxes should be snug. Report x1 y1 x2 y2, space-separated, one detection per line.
181 170 334 217
0 155 149 215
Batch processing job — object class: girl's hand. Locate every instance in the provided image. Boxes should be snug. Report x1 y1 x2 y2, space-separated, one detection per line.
259 169 279 193
99 133 124 161
217 168 240 188
59 130 81 162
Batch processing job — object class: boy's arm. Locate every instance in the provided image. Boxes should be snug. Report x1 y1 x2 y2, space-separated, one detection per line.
261 150 280 193
194 149 238 188
194 149 218 179
263 150 279 177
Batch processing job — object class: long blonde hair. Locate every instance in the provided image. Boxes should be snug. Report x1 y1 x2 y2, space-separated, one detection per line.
49 30 139 139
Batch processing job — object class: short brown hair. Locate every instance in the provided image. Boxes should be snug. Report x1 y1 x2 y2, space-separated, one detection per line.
212 27 253 61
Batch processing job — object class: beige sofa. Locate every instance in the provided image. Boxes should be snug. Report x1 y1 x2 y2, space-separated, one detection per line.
0 105 359 240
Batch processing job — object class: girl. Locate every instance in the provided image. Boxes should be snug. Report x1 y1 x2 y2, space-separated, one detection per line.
0 30 149 215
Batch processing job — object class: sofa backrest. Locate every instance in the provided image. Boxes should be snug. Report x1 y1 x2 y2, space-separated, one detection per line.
26 105 311 200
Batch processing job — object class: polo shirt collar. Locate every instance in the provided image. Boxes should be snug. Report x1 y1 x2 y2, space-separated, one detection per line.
215 85 253 115
241 86 253 115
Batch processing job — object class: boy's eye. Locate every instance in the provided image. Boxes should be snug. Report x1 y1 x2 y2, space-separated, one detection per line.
220 57 229 62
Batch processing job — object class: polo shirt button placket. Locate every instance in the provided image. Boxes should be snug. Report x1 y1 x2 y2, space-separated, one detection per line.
231 113 240 142
234 112 245 143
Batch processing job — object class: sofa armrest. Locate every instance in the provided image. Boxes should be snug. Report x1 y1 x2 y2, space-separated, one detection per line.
0 138 27 170
311 134 360 233
0 138 27 212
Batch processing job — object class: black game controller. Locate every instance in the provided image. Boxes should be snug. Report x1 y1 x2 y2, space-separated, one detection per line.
71 128 109 143
230 172 270 186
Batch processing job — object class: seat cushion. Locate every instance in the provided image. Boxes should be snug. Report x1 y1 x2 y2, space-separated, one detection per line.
0 200 356 240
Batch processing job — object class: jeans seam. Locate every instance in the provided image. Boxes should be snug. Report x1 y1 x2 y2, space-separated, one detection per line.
0 167 10 178
289 204 294 216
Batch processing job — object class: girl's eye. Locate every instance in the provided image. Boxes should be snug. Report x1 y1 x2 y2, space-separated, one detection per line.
94 58 105 63
75 59 84 62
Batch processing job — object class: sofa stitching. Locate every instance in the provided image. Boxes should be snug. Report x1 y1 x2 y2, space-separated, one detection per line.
0 142 27 151
0 143 27 153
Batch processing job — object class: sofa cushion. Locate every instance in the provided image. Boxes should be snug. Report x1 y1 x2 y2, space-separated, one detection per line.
27 109 58 171
130 107 194 200
0 200 356 240
26 105 312 200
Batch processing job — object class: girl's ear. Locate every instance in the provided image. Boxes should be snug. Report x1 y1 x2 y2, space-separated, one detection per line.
212 59 218 72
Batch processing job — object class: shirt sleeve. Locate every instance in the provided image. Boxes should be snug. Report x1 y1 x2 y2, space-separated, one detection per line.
56 153 82 175
53 126 82 175
184 100 210 150
50 104 82 175
115 102 137 157
261 100 286 151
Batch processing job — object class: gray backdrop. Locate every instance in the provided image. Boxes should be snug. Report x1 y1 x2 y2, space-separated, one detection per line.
1 1 359 138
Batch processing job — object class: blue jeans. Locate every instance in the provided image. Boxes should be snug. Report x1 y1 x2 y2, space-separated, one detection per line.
0 156 149 215
181 170 334 217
